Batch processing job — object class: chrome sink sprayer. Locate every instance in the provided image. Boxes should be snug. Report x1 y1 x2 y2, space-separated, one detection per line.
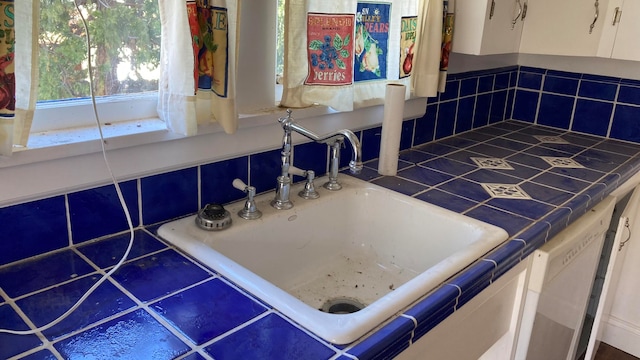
271 109 363 210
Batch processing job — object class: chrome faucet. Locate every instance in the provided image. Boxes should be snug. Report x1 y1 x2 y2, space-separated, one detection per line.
271 109 363 210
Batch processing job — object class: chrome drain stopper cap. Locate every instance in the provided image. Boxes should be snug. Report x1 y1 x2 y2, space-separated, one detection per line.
195 203 232 231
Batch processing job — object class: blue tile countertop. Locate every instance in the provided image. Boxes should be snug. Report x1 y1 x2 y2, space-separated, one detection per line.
2 120 640 359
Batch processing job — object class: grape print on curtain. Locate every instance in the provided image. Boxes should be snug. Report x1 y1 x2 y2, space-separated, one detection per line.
305 13 354 86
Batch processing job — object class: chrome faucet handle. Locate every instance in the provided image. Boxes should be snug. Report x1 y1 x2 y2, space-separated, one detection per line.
232 178 262 220
279 109 293 125
290 166 320 199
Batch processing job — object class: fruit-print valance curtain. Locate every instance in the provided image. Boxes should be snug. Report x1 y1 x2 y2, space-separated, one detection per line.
0 1 38 157
280 0 445 112
157 0 239 136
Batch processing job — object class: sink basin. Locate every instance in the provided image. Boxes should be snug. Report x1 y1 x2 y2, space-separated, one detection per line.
158 175 508 344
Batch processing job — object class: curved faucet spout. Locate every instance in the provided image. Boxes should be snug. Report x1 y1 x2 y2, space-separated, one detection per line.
284 118 363 175
273 109 363 207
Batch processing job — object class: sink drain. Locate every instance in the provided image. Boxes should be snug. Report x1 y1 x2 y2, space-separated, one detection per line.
320 297 366 314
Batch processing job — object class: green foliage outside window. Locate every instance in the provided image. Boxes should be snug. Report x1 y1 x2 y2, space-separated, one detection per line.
38 0 161 101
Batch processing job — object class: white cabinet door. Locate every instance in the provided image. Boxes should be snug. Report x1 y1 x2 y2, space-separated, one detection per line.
453 0 524 55
600 185 640 357
607 0 640 60
396 260 529 360
519 0 610 56
583 186 640 359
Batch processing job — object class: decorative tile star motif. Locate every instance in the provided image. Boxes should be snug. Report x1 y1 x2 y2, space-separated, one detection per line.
471 157 514 170
533 135 570 144
481 183 532 199
541 156 585 168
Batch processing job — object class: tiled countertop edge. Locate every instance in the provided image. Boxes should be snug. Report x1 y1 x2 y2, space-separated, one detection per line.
339 141 640 359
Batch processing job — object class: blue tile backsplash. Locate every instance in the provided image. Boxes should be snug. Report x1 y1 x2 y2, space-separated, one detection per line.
513 66 640 143
4 65 640 359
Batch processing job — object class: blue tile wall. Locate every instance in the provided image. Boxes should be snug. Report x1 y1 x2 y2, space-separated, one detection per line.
3 65 640 269
513 66 640 143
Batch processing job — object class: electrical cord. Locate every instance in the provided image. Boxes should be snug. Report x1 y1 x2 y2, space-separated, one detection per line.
0 0 135 336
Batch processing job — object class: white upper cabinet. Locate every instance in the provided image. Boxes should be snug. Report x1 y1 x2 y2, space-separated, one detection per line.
452 0 525 55
597 0 640 61
519 0 610 56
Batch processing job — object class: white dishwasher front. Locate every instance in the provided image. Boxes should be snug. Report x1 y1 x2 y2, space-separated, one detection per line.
515 196 616 360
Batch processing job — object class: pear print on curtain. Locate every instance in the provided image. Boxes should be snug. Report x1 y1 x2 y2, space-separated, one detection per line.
354 3 390 82
0 0 15 156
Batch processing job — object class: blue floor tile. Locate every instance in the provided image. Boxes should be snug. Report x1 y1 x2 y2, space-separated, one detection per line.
575 148 630 172
371 176 428 196
506 152 554 170
444 149 488 166
415 189 478 213
413 142 457 156
518 181 574 206
562 132 604 147
594 140 640 157
420 157 476 176
463 169 521 184
112 249 211 303
436 178 492 203
398 149 436 164
531 172 592 193
363 159 413 172
78 229 167 269
465 205 532 236
397 166 453 187
491 162 541 180
54 309 190 360
0 304 43 359
19 349 59 360
467 143 515 158
486 198 555 220
204 313 336 360
438 135 477 149
16 274 136 340
524 145 573 158
150 278 267 345
486 137 532 151
0 250 94 298
457 130 493 143
343 166 383 181
548 166 606 183
182 352 208 360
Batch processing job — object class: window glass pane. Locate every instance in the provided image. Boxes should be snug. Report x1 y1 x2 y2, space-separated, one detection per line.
38 0 161 102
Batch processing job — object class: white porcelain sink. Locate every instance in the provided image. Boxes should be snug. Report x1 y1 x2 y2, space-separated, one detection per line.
158 175 508 344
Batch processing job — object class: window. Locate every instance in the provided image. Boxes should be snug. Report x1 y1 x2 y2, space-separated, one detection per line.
276 0 285 84
32 0 161 133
